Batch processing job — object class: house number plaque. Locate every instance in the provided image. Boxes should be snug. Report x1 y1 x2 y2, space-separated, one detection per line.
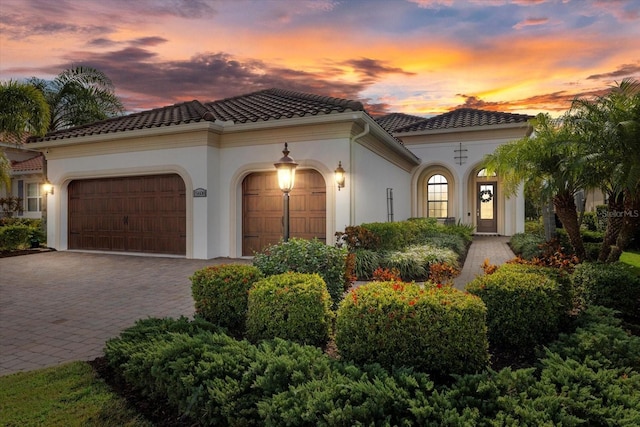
193 188 207 197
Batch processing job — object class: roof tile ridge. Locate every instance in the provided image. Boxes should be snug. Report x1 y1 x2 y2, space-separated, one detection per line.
266 88 364 111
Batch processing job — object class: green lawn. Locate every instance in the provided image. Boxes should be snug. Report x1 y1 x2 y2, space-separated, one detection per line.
0 361 151 427
620 250 640 276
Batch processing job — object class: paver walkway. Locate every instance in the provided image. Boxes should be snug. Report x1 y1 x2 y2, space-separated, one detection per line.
0 251 249 376
453 235 515 290
1 238 514 376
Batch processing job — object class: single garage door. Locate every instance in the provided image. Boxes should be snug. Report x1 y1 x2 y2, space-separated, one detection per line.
68 174 186 255
242 169 326 256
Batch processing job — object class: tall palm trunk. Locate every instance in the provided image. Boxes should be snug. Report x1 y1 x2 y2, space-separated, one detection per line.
598 191 624 261
608 186 640 262
553 192 586 261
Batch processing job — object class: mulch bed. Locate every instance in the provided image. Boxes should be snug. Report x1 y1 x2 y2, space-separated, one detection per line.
0 248 55 258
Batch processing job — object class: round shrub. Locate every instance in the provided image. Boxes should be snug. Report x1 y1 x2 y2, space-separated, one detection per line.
190 264 263 336
247 272 333 347
0 224 32 250
335 281 489 376
571 262 640 321
466 270 566 350
252 238 349 308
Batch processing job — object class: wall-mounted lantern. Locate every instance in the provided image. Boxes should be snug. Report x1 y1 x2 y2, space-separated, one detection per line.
42 180 54 195
335 161 346 191
274 143 298 242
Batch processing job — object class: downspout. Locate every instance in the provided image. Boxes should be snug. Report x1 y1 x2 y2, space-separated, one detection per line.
349 121 370 225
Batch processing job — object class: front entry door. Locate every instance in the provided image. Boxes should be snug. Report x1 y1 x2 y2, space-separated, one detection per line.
477 182 497 233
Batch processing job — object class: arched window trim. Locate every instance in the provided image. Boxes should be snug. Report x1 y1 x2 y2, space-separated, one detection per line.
427 173 449 218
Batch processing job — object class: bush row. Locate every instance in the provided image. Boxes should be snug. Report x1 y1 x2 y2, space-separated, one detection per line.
0 220 44 250
191 265 483 375
105 306 640 426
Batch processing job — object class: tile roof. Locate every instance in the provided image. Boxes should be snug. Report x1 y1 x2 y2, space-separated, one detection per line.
374 113 426 133
11 154 43 172
28 88 365 142
393 108 534 133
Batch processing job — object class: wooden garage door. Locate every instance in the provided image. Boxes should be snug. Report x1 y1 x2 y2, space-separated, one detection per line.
242 169 326 256
68 174 186 255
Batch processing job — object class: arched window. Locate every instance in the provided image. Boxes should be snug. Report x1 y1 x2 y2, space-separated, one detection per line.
427 174 448 218
477 168 497 178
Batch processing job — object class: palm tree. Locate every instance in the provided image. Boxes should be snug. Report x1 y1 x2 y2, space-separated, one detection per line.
483 113 591 260
0 80 50 140
571 78 640 261
0 80 51 192
27 66 124 131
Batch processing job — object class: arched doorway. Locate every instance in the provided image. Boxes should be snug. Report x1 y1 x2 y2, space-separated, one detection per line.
242 169 326 256
475 168 498 233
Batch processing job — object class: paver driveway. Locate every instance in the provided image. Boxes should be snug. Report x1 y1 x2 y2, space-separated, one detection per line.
0 251 249 376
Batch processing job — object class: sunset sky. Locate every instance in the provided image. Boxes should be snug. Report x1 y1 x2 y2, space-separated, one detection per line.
1 0 638 117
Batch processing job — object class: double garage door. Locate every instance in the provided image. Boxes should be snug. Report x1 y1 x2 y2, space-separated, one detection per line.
68 174 186 255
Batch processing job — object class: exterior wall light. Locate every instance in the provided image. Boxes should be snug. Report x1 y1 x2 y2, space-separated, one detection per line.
42 181 54 195
335 161 346 191
274 143 298 242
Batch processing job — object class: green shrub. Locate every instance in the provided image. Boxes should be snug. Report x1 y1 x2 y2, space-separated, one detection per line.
572 262 640 321
466 269 567 350
246 272 333 347
335 281 489 375
581 229 604 243
380 244 458 281
253 238 348 308
106 320 339 426
0 224 32 250
420 233 468 257
545 306 640 371
509 232 545 259
582 211 598 231
584 242 601 261
353 248 381 280
190 264 263 336
360 221 410 250
260 365 438 426
498 263 574 314
525 218 545 235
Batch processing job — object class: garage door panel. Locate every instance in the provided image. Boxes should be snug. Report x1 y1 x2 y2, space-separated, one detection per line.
243 169 326 256
68 174 185 255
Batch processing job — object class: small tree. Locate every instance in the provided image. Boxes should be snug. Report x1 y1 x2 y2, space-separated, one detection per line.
484 113 591 260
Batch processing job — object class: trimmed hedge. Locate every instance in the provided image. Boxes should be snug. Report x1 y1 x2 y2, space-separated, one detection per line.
509 232 545 260
466 269 568 350
246 272 333 347
0 224 32 250
190 264 263 336
105 311 640 426
572 262 640 321
335 281 489 375
253 238 348 308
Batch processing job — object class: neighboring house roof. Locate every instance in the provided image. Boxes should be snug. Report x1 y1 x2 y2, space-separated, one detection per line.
28 88 366 143
374 113 426 133
0 132 29 146
11 154 43 173
393 108 534 133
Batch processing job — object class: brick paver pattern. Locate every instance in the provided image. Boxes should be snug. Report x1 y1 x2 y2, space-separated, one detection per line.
0 251 249 376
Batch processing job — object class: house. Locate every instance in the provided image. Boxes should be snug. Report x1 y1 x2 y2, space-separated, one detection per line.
1 133 46 219
26 88 533 259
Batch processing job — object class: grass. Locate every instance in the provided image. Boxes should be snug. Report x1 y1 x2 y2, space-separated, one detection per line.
0 361 151 427
620 250 640 276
